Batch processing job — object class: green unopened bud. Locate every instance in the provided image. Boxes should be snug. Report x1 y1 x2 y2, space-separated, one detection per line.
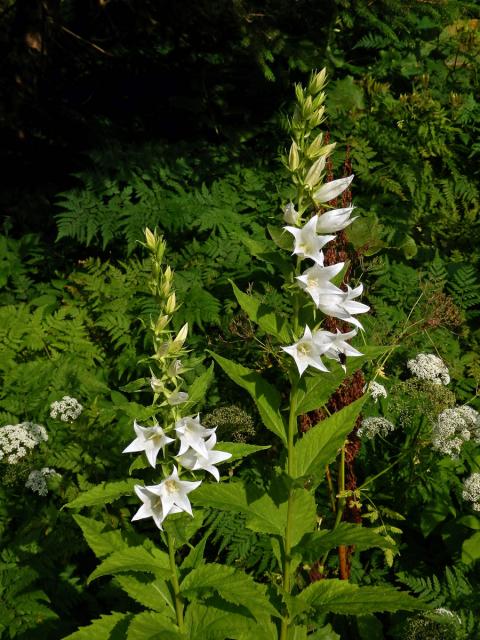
312 93 326 111
308 68 327 95
288 141 300 172
155 314 170 334
294 83 304 106
309 107 325 128
145 227 156 250
304 156 326 190
164 265 173 284
150 373 165 394
317 142 336 158
167 359 183 378
302 95 313 118
165 292 176 315
161 278 172 298
306 132 324 158
170 323 189 353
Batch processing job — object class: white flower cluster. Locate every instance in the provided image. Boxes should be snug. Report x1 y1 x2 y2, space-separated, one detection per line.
368 381 388 402
281 178 369 377
50 396 83 422
124 414 231 529
431 406 480 458
25 467 61 496
0 422 48 464
406 353 450 385
462 473 480 512
357 416 396 440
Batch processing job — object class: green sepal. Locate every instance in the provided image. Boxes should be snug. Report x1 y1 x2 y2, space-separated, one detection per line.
209 351 287 445
231 281 290 342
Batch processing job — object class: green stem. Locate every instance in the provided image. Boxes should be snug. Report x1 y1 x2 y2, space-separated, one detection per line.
280 385 298 640
167 532 184 630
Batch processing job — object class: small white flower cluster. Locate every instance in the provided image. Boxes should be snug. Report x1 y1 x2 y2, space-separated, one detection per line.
124 414 231 529
25 467 61 496
50 396 83 422
357 416 396 440
0 422 48 464
406 353 450 385
431 406 480 458
461 473 480 512
281 178 369 377
368 381 388 402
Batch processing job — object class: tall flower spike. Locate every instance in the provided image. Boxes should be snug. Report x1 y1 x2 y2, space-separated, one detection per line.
176 433 232 482
296 262 345 306
123 420 174 468
284 215 335 265
282 325 329 376
148 466 201 518
316 206 358 234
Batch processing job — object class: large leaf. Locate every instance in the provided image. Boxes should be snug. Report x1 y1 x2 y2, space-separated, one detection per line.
231 282 290 342
294 346 389 416
126 611 184 640
115 575 176 615
217 441 270 462
88 546 171 584
209 352 287 445
72 514 142 558
290 489 317 547
191 481 285 536
184 601 278 640
187 363 215 407
295 522 395 561
65 479 138 509
291 396 366 481
298 580 423 616
63 612 132 640
180 563 280 621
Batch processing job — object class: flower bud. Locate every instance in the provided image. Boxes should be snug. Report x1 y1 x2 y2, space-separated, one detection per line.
165 292 176 315
155 314 170 334
306 132 324 158
167 359 183 378
167 391 189 406
150 374 165 394
170 323 189 353
164 265 173 284
308 68 327 95
302 95 313 118
288 141 300 172
145 227 156 250
304 156 326 190
309 107 325 128
294 83 304 106
283 202 300 225
317 142 336 158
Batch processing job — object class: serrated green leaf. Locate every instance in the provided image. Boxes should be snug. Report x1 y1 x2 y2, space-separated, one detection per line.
126 611 184 639
63 612 132 639
87 546 171 584
180 563 280 621
295 523 394 561
231 282 290 342
290 489 317 547
209 352 287 445
65 479 138 510
184 601 278 640
115 575 176 615
292 396 366 481
299 580 423 615
217 441 270 462
72 514 142 558
191 482 285 536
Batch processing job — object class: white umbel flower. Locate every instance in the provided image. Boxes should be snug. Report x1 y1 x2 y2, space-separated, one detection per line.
462 473 480 512
0 422 48 464
357 417 396 439
284 215 335 265
123 420 175 468
50 396 83 422
368 381 388 402
25 467 60 496
431 406 480 457
406 353 450 385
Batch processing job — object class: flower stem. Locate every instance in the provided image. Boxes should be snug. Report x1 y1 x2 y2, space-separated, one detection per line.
167 532 184 630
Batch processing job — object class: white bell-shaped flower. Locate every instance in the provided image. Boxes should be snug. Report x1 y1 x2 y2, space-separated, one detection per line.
282 326 329 376
175 414 215 458
316 206 357 233
123 420 175 468
284 215 334 265
148 466 201 518
177 433 232 482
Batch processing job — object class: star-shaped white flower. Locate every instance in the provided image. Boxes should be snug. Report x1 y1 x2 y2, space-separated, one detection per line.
175 414 216 458
148 466 201 518
316 284 370 329
281 326 329 376
313 175 354 204
123 420 174 468
131 484 181 530
313 328 363 371
177 433 232 482
284 215 335 265
296 262 345 305
316 206 358 233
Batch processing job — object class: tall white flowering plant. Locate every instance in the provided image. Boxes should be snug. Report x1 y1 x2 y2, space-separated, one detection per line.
65 72 423 639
